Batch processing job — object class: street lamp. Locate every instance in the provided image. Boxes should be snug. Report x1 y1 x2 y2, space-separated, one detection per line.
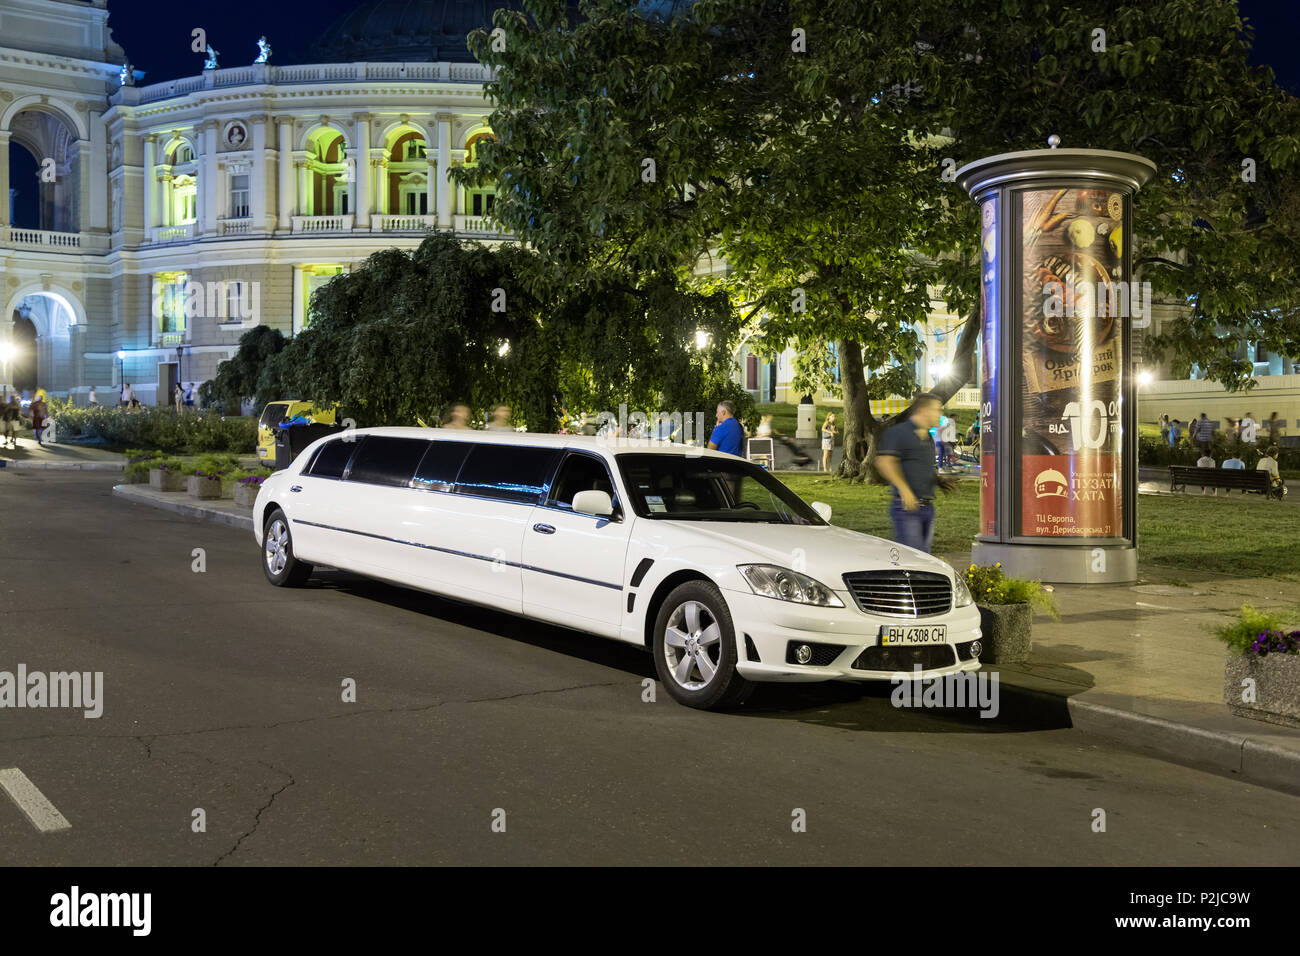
116 350 126 397
1138 370 1153 387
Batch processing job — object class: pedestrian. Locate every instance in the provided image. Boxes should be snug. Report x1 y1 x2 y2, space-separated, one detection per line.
120 382 131 407
1226 417 1239 444
1257 445 1286 498
173 382 184 412
442 403 471 429
1196 449 1217 496
940 415 958 471
706 400 745 457
1240 411 1258 445
757 414 811 466
184 382 195 407
820 412 836 472
1267 411 1281 445
88 385 97 406
876 393 954 554
1159 414 1170 444
1 397 19 448
30 392 48 445
1169 418 1181 448
1193 412 1213 454
486 404 513 430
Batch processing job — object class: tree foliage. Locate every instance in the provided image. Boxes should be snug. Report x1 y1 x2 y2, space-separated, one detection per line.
198 325 288 414
466 0 1300 478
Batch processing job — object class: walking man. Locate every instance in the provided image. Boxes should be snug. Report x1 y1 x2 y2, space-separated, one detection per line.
876 393 953 554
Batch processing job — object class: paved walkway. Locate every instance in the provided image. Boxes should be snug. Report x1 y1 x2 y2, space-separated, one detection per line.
109 478 1300 794
0 436 124 470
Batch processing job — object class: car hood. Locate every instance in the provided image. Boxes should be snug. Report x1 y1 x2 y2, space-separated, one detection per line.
659 520 958 586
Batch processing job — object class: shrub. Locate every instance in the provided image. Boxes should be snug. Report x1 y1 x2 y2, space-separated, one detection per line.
49 406 256 454
1214 604 1300 656
965 563 1060 620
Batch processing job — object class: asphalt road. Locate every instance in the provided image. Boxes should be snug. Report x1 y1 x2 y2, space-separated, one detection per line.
1 471 1297 866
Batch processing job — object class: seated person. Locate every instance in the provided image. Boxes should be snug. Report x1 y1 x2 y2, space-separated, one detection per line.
1222 455 1245 470
1195 452 1218 496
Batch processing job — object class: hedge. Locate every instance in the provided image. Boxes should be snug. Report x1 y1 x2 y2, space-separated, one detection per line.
49 403 257 454
1138 434 1299 474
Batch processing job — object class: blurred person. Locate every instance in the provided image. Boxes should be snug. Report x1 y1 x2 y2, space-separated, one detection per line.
757 414 812 466
876 393 955 554
30 392 48 445
184 383 195 407
940 414 958 471
1257 445 1284 497
173 382 184 411
1193 412 1214 454
1267 411 1281 444
442 403 471 429
87 385 97 406
1 397 18 448
1159 414 1170 444
1196 449 1217 495
486 404 514 431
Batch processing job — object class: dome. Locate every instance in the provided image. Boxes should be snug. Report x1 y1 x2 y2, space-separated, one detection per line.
311 0 528 64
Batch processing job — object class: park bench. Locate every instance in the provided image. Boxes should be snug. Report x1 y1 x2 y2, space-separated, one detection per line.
1168 465 1280 499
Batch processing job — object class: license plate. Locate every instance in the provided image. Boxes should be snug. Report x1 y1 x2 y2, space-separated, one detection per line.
880 624 948 646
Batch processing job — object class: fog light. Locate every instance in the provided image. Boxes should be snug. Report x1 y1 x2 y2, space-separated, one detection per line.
969 640 982 658
794 644 813 664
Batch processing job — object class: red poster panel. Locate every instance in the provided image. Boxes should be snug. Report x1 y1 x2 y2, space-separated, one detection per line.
1021 455 1121 538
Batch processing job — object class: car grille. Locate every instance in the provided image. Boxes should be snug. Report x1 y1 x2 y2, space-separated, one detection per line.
841 570 953 618
852 644 956 672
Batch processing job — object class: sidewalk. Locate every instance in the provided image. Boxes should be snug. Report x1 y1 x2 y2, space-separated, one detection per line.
110 479 1300 794
0 436 124 470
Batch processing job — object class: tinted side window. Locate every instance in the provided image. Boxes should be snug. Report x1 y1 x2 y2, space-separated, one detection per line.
455 444 560 504
411 440 472 492
307 439 356 479
345 437 430 487
549 453 618 510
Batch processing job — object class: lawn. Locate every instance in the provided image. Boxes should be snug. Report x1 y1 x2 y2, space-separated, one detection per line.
776 474 1300 580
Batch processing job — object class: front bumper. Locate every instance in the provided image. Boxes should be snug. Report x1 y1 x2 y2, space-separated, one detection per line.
724 587 982 683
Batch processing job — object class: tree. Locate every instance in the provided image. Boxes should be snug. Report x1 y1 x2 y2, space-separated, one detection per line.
467 0 1299 478
200 325 288 413
278 233 749 430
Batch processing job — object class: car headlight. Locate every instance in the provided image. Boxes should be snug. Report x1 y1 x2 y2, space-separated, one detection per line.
953 570 974 608
738 565 845 607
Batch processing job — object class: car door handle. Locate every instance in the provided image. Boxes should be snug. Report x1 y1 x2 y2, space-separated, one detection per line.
532 523 555 534
290 485 302 493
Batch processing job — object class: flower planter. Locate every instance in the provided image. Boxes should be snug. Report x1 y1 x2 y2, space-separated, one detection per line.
232 483 260 508
149 468 186 492
187 475 222 499
1223 649 1300 729
126 469 150 484
976 603 1033 664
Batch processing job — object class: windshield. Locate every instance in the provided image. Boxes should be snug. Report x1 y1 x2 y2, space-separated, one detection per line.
259 403 289 428
616 453 825 525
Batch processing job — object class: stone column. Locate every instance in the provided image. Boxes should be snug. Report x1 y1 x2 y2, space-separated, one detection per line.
425 157 436 219
88 115 109 232
277 118 293 230
250 114 268 229
436 113 453 228
202 122 219 234
298 159 311 217
142 135 156 235
0 130 10 228
352 113 371 229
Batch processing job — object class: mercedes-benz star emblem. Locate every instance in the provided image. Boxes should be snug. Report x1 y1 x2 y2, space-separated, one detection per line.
889 547 901 565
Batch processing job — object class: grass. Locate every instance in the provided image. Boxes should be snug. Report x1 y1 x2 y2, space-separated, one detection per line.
776 474 1300 580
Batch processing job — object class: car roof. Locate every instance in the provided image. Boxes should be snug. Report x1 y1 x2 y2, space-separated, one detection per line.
339 426 738 460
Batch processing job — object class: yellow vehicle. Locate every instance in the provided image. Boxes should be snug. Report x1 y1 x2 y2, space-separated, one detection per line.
256 401 337 463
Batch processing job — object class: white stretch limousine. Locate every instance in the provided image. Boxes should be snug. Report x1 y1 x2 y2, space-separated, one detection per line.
253 428 982 709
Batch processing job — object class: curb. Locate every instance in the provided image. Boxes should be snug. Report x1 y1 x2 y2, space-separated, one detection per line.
997 682 1300 795
111 484 254 531
1 460 123 471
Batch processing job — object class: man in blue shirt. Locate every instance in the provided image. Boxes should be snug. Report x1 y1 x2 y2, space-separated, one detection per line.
876 393 952 554
707 400 745 456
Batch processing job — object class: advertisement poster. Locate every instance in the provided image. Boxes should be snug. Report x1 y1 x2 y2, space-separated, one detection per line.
979 198 997 537
1019 186 1125 538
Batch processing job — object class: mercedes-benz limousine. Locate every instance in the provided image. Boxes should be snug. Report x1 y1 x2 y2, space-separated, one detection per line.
253 427 982 709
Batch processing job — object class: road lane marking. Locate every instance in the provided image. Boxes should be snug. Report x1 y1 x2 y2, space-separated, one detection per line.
0 768 71 833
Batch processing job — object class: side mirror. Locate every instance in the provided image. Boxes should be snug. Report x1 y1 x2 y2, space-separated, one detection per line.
572 489 614 517
811 501 832 522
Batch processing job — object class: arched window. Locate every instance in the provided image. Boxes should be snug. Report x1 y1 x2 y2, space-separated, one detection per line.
463 132 498 218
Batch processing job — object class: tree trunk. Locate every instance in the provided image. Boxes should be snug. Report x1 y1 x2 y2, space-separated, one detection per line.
834 338 885 482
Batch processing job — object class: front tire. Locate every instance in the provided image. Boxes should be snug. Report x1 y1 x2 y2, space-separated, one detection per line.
652 580 753 710
262 508 312 587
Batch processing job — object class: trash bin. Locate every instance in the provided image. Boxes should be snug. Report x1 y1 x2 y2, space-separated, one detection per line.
273 421 343 470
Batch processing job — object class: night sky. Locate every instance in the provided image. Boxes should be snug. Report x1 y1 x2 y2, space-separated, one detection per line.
96 0 1300 90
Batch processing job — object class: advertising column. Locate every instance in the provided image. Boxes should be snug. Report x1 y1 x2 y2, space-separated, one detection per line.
957 144 1155 584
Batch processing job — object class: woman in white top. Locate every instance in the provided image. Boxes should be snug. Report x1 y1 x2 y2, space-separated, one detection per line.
821 413 836 473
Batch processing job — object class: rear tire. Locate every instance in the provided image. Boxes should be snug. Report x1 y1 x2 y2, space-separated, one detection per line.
652 580 754 710
262 508 312 587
